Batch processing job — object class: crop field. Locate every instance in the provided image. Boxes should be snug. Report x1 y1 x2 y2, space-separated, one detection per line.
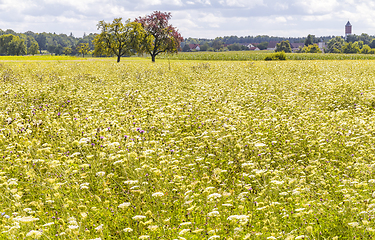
159 51 375 61
1 59 375 239
0 56 86 61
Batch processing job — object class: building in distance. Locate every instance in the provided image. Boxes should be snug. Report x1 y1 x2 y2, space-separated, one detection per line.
345 21 352 39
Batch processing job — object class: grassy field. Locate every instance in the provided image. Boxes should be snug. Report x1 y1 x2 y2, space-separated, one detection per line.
157 51 375 61
0 55 86 61
0 59 375 239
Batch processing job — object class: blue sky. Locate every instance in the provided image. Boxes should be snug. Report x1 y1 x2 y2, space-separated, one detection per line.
0 0 374 38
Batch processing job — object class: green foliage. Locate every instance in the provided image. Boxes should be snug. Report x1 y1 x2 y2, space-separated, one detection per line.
0 34 27 55
275 40 292 53
360 45 375 54
0 55 84 60
182 43 191 52
355 40 364 49
76 43 90 57
63 47 72 55
342 42 360 54
94 18 145 62
199 42 210 51
299 44 322 53
227 43 248 51
28 42 39 55
257 42 268 50
369 39 375 49
158 51 375 61
264 51 287 61
304 34 316 46
327 37 345 53
212 39 224 50
346 34 358 43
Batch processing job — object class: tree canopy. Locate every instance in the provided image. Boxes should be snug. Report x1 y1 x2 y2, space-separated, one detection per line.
327 36 345 53
275 40 292 53
93 18 145 62
0 34 27 55
136 11 183 62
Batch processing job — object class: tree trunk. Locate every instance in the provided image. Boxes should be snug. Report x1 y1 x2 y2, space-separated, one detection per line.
151 54 156 62
117 55 121 63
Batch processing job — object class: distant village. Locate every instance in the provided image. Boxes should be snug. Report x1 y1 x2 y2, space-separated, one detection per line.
185 41 326 53
182 21 375 54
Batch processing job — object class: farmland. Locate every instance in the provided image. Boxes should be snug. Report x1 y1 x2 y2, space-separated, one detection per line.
0 58 375 239
159 51 375 61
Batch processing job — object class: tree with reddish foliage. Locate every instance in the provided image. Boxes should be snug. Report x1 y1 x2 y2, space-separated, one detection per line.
135 11 183 62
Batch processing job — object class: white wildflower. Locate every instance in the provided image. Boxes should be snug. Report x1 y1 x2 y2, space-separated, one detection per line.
152 192 164 197
207 193 222 200
96 172 105 177
132 215 146 221
207 211 220 217
118 202 131 209
179 229 190 235
26 230 42 239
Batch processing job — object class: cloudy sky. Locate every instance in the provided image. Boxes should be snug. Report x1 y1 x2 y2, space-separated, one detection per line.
0 0 374 39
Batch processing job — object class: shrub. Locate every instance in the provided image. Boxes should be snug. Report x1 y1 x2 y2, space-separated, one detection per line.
264 51 287 61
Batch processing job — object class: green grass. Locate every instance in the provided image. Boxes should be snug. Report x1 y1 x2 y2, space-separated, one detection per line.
0 55 87 61
157 51 375 61
0 59 375 239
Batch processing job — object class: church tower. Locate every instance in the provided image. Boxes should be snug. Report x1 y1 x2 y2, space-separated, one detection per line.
345 21 352 39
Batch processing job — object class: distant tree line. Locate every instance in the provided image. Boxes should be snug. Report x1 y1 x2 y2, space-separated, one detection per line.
2 26 375 56
273 33 375 54
0 29 96 56
183 33 375 53
183 35 336 47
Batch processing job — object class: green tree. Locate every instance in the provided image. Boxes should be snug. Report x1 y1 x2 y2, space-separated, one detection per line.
342 42 360 53
360 45 375 54
94 18 144 62
275 40 292 53
359 33 372 45
35 33 47 53
227 43 241 51
346 34 358 43
327 36 344 53
135 11 183 62
182 43 190 52
354 41 364 49
304 34 316 46
76 43 90 57
300 44 322 53
28 42 39 55
0 34 27 55
199 42 210 51
257 42 268 50
212 38 224 50
63 47 72 55
47 45 56 54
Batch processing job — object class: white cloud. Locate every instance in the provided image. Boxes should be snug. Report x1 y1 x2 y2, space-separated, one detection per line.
275 16 287 23
294 0 339 14
0 0 373 38
274 2 289 11
219 0 264 8
195 0 211 5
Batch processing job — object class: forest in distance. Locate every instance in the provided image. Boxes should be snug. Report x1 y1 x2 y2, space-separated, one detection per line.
1 25 374 56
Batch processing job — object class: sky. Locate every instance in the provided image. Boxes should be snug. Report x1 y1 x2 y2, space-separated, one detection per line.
0 0 374 39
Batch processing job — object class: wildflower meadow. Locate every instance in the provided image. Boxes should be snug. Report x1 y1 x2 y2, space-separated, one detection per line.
0 59 375 239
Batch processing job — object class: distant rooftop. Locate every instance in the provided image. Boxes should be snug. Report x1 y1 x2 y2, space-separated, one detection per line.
346 21 352 26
